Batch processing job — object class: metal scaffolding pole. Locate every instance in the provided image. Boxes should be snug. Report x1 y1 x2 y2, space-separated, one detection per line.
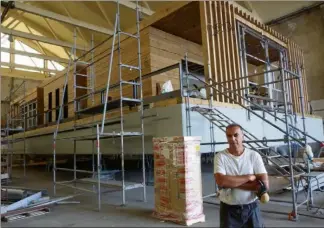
280 52 298 221
136 0 146 203
297 66 312 208
53 0 146 210
184 53 192 136
116 1 126 205
96 124 101 211
23 78 26 177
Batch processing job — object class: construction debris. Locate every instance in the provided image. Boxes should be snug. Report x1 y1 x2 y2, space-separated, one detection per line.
1 187 76 222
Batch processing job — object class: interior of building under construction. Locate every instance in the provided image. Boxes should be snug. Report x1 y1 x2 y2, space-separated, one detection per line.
1 0 324 226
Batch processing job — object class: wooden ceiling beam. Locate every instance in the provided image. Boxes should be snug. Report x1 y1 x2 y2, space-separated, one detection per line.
11 1 114 35
13 37 69 65
1 27 86 50
119 1 154 15
96 1 114 28
1 47 69 63
43 18 72 58
1 62 62 74
59 2 87 42
0 67 47 81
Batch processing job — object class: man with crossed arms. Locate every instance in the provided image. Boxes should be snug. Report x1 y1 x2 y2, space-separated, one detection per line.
214 124 269 227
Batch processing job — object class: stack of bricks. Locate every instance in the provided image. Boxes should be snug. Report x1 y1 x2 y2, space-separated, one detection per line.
152 136 205 226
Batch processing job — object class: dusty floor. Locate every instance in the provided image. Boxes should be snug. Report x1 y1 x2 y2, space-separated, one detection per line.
2 166 324 227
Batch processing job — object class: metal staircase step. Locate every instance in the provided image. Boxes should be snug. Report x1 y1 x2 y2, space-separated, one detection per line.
268 155 281 159
192 105 306 179
253 147 270 150
211 119 228 122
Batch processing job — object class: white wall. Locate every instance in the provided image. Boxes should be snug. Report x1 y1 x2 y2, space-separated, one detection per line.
10 104 184 155
9 102 324 155
182 103 324 153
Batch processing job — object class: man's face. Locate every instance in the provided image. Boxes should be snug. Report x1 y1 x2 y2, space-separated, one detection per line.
226 126 244 148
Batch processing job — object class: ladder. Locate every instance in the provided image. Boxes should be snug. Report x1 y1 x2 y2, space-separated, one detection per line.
100 0 146 205
73 34 95 113
191 106 305 177
53 31 76 151
2 104 26 180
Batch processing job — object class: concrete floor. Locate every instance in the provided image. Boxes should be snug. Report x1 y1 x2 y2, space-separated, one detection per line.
2 166 324 227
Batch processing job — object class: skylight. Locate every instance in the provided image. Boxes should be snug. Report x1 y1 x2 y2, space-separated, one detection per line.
1 38 65 73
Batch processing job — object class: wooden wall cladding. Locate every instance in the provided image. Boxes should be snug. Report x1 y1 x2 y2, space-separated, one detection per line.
11 1 310 116
200 0 309 114
200 1 241 104
148 27 203 96
39 28 152 121
287 42 309 113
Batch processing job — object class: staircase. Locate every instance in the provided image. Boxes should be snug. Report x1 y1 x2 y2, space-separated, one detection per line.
192 106 305 177
188 71 324 180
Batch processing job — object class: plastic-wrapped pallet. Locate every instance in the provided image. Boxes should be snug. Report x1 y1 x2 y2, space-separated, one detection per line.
152 136 205 226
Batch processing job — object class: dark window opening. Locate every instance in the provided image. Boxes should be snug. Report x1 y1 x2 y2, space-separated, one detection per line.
55 88 60 121
63 85 68 119
48 92 52 123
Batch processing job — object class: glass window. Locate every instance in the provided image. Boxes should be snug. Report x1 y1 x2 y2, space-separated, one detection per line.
20 101 37 129
48 60 65 71
1 52 10 63
15 40 40 54
1 33 10 48
15 54 44 68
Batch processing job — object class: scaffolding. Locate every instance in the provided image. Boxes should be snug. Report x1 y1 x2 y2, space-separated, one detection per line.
182 21 323 220
1 80 27 183
53 0 146 210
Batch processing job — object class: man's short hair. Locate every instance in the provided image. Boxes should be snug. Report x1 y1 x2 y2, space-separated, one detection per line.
226 123 242 131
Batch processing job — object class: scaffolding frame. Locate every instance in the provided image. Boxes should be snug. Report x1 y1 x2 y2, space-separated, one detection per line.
52 0 146 210
1 80 27 182
181 22 323 219
179 19 323 220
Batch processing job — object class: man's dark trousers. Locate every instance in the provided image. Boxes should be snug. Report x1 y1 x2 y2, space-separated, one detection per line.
220 201 264 228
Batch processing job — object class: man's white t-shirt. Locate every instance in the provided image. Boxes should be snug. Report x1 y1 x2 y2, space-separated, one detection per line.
214 148 267 205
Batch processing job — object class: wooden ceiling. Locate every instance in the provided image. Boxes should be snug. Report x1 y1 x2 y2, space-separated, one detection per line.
152 1 202 44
